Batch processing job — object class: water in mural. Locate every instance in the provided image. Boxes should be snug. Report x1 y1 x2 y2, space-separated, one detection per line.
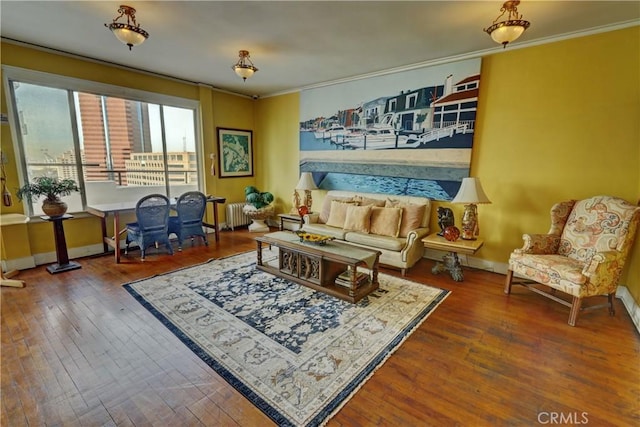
317 173 453 200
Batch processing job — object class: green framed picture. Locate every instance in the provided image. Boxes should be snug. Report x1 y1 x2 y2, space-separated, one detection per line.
217 127 253 178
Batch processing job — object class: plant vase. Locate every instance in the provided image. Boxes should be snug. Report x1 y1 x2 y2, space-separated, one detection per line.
42 198 68 217
243 204 274 232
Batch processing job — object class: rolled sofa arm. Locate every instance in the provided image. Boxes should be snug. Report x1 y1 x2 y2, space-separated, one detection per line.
401 227 430 262
514 233 560 255
303 212 320 224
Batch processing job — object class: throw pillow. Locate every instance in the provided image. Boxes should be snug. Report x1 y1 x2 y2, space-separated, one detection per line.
353 195 386 207
385 199 427 237
369 207 403 237
343 205 373 233
326 200 354 228
319 196 356 224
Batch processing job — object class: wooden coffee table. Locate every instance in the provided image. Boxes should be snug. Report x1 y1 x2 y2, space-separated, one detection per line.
255 231 381 303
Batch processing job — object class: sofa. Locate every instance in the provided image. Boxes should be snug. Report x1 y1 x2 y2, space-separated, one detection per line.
302 190 432 275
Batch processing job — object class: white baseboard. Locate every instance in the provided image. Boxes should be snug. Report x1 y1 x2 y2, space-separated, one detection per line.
616 286 640 334
2 256 36 272
422 248 640 334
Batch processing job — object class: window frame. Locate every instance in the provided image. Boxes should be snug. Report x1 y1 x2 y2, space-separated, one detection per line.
2 65 203 216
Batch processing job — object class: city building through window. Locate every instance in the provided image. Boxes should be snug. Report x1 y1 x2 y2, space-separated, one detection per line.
4 68 201 216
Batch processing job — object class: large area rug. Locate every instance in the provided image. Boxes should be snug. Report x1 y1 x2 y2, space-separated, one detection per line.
123 249 449 426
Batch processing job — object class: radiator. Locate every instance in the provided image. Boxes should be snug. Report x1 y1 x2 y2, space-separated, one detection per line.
226 202 251 230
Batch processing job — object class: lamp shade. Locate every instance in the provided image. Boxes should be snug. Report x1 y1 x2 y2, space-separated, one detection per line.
451 178 491 204
488 21 528 45
295 172 318 190
110 25 148 47
234 65 256 80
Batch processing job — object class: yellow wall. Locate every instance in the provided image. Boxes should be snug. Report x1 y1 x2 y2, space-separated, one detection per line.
255 93 301 212
258 27 640 303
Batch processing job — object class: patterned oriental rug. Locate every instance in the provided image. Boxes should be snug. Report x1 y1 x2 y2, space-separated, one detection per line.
123 250 449 426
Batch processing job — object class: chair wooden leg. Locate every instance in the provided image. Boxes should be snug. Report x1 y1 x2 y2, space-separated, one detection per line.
608 293 616 316
568 296 582 326
504 269 514 294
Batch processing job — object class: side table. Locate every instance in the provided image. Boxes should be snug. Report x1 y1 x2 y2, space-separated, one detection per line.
41 214 82 274
278 213 304 231
421 233 483 282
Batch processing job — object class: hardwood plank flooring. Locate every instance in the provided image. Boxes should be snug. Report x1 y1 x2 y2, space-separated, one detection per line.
2 228 639 426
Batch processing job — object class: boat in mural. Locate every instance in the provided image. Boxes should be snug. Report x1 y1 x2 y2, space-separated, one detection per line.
343 127 416 150
313 124 348 140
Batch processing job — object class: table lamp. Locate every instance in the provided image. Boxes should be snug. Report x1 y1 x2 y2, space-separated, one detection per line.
451 177 491 240
295 172 318 211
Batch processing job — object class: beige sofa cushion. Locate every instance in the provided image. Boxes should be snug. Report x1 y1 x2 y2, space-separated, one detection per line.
385 199 428 238
345 231 405 252
319 196 356 224
369 207 402 237
326 200 353 228
343 205 372 233
354 195 386 207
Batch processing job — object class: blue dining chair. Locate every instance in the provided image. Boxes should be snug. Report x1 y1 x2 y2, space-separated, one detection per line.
125 194 174 260
168 191 208 250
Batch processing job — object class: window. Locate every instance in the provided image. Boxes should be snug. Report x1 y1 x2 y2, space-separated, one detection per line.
3 67 201 216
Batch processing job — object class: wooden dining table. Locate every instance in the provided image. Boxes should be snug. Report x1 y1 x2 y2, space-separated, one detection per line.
87 195 225 263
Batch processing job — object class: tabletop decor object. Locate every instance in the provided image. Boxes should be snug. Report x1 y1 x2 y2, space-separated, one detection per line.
243 186 274 232
291 172 318 213
295 230 334 245
451 177 491 240
17 176 79 217
437 206 455 236
443 225 461 242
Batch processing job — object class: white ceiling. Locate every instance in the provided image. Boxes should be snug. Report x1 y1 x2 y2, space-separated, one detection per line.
2 1 639 98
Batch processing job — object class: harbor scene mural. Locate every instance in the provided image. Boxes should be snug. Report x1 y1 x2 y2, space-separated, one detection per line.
300 58 481 201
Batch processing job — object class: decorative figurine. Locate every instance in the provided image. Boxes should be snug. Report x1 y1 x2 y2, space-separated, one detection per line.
437 207 455 236
443 225 461 242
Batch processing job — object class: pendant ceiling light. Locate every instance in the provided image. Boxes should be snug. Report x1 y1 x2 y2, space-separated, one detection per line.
233 50 259 81
484 0 530 48
105 5 149 50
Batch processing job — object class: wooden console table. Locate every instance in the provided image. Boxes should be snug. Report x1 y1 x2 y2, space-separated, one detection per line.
255 231 381 303
41 214 82 274
421 233 483 282
278 213 303 231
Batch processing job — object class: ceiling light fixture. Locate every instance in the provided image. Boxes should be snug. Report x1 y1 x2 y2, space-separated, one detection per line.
484 0 530 48
233 50 258 81
105 5 149 51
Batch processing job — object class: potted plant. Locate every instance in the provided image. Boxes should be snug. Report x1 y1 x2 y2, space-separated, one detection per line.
242 186 274 232
17 176 80 217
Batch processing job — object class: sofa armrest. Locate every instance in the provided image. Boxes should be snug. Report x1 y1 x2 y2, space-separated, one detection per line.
400 227 430 262
406 227 430 242
514 234 560 255
303 212 320 224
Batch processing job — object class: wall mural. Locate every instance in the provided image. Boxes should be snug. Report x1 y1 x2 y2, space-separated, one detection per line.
299 58 481 201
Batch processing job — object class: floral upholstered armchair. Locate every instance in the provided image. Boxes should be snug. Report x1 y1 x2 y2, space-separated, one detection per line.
504 195 640 326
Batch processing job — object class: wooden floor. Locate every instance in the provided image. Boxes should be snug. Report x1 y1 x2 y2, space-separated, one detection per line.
2 228 639 426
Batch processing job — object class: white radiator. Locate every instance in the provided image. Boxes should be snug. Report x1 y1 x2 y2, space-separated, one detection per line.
226 202 251 230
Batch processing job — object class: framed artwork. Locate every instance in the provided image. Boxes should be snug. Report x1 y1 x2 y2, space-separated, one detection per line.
217 127 253 178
